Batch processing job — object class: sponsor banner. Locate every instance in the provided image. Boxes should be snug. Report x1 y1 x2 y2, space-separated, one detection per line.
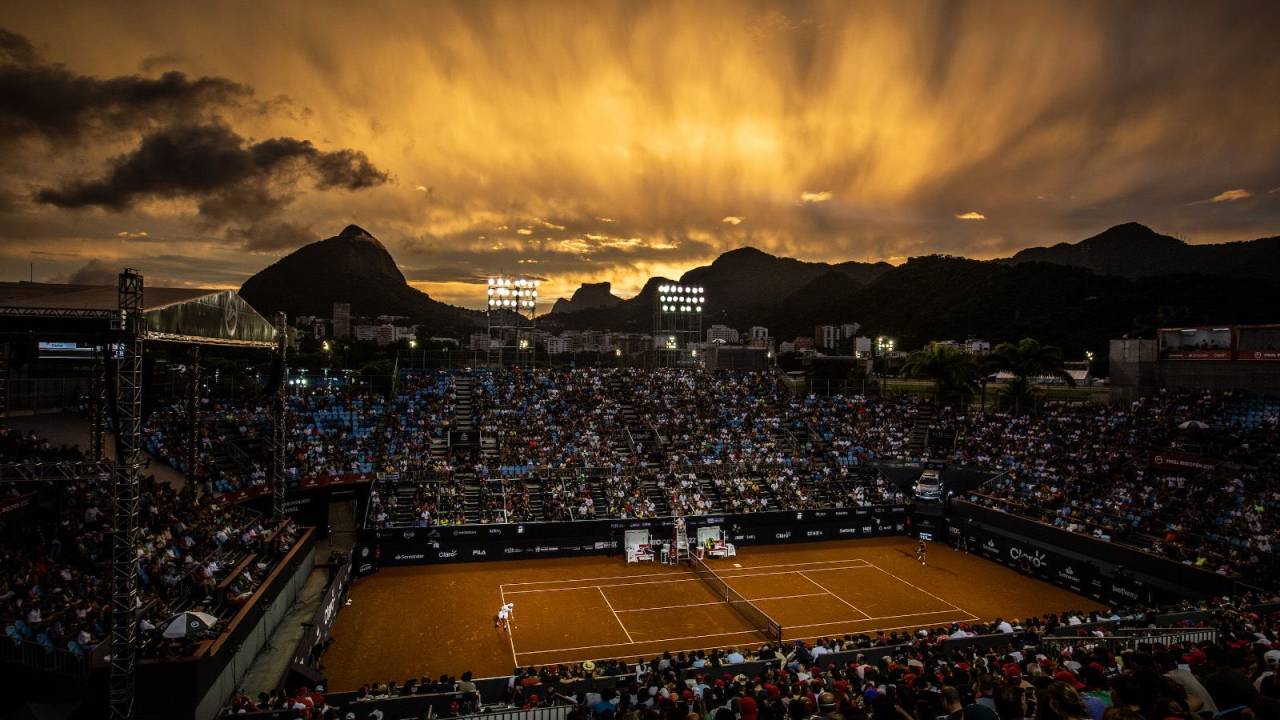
448 429 479 447
1237 350 1280 361
954 500 1224 600
353 544 379 576
1163 350 1231 360
949 522 1152 606
1150 452 1217 472
373 506 905 565
0 491 36 518
221 472 371 504
384 506 904 544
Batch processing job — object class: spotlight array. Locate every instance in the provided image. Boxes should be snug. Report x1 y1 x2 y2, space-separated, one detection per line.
657 284 705 313
487 276 539 310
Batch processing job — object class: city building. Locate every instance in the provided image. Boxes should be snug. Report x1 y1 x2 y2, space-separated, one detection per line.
611 333 653 355
544 336 571 354
853 336 872 359
353 324 378 343
332 302 351 339
707 324 740 344
816 325 842 351
580 330 611 352
1110 323 1280 397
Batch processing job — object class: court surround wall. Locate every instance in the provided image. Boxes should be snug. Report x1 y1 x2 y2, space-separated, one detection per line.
949 501 1236 605
359 506 909 569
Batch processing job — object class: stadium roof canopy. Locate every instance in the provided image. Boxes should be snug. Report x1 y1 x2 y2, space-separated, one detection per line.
0 282 276 348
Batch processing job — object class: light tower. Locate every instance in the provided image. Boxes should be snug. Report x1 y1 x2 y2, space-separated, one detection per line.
653 283 705 367
486 274 539 367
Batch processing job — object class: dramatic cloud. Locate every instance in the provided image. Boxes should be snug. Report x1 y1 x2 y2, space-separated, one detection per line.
1 0 1280 306
722 216 744 225
63 258 119 286
955 212 987 221
35 123 389 222
0 28 249 148
226 219 317 252
1205 189 1253 204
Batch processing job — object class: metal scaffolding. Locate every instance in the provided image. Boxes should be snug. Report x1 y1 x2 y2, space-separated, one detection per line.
0 341 7 417
109 269 144 720
186 346 201 481
91 345 107 461
270 311 288 521
0 460 113 484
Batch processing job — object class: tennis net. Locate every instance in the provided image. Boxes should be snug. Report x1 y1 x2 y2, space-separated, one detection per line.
691 556 783 643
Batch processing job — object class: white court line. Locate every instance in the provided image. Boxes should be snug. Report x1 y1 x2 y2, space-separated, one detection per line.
515 628 765 655
503 564 873 594
615 592 830 613
505 577 704 594
797 571 871 620
500 586 518 668
864 562 972 616
713 558 871 573
498 557 870 589
517 616 981 659
502 569 693 588
785 608 976 631
597 587 634 643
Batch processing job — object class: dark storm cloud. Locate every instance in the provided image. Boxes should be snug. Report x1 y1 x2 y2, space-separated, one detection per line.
35 123 390 220
0 27 250 148
62 258 118 286
226 219 317 253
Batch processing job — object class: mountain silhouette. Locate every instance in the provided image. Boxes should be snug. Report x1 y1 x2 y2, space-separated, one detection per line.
1006 222 1280 279
239 222 1279 354
549 282 622 314
239 224 480 330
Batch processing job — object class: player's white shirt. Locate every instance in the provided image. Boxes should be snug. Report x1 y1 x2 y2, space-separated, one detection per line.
497 608 510 620
503 603 514 613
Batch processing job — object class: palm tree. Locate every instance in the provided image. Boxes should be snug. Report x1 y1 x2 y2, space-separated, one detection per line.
985 337 1074 414
902 344 980 406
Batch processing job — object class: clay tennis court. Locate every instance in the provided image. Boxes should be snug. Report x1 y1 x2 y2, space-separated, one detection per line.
322 537 1105 690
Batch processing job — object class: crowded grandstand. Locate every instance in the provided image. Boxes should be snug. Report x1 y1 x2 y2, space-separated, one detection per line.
3 355 1279 720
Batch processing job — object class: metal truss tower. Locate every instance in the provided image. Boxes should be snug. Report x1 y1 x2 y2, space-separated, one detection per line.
109 269 144 720
270 311 288 521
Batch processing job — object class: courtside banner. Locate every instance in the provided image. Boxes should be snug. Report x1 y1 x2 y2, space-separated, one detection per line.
950 521 1161 606
1150 452 1217 472
371 506 907 565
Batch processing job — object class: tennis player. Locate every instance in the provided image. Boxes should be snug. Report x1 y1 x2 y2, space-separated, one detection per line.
495 601 515 633
916 539 928 566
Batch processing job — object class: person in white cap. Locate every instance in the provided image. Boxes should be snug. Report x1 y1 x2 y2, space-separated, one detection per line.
1256 649 1280 691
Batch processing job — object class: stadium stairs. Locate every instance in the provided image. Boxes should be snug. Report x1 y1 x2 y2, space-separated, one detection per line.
908 404 935 457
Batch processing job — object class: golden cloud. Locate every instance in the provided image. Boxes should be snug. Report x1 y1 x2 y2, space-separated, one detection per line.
1208 189 1252 203
4 2 1280 303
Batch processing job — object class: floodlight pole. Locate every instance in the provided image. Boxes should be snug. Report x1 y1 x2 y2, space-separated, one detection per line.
270 311 288 522
186 346 201 483
109 268 144 720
